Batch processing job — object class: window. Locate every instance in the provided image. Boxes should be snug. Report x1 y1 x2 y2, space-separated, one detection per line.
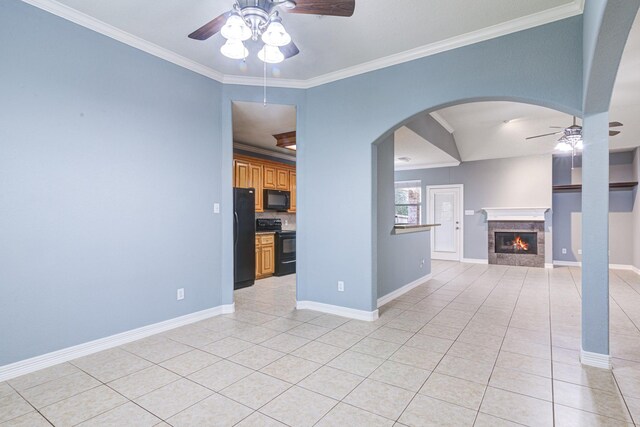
395 181 422 225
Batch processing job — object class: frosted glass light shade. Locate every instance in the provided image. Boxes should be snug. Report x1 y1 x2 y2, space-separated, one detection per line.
221 13 251 41
261 21 291 47
258 45 284 63
220 39 248 59
555 141 573 152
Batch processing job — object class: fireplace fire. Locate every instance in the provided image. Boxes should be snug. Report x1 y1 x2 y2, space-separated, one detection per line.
494 232 538 255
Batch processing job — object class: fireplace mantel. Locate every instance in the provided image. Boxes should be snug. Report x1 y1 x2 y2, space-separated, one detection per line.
482 207 550 222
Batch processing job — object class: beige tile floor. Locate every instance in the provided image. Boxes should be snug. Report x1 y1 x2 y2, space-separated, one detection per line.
2 261 640 426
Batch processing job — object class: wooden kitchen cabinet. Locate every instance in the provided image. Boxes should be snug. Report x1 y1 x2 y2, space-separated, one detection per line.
289 171 296 212
234 154 295 212
233 159 264 212
249 164 263 212
276 169 289 190
263 166 277 189
255 233 275 279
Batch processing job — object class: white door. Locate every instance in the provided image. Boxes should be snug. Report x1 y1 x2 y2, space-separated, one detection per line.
427 186 462 261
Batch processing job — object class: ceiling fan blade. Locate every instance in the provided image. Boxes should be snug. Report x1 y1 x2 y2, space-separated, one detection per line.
287 0 355 17
188 12 230 40
609 130 621 136
609 121 623 127
525 131 562 140
281 41 300 59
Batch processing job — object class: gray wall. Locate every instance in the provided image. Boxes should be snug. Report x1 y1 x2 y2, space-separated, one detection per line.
395 155 553 263
1 1 223 365
552 152 636 264
375 136 431 300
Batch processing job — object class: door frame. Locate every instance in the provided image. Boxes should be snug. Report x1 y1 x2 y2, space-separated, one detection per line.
426 184 464 261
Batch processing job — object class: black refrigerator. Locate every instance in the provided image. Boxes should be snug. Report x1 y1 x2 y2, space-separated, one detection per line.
234 188 256 290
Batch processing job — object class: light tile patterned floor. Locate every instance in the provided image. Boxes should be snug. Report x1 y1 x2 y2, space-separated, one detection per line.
2 261 640 426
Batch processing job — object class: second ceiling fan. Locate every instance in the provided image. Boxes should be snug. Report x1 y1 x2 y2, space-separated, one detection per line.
188 0 356 64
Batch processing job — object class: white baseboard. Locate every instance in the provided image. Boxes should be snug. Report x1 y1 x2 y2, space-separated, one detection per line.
296 301 378 321
377 273 433 308
553 260 640 274
0 303 235 382
461 258 488 264
581 348 611 370
544 263 554 269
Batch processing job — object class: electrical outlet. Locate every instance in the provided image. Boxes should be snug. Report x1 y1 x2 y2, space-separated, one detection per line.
337 281 344 292
562 248 567 254
213 203 220 214
578 249 582 255
420 259 425 268
177 288 185 300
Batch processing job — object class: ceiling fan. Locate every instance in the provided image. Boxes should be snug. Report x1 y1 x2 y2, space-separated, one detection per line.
526 116 624 144
526 116 624 168
188 0 355 63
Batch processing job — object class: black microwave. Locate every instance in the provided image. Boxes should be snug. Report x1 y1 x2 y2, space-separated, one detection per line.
263 189 290 211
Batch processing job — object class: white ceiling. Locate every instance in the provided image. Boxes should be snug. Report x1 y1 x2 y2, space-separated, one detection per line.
394 127 459 170
44 0 579 82
232 101 296 156
394 11 640 166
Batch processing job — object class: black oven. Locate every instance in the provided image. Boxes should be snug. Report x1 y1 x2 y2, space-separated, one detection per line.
275 231 296 276
263 189 290 211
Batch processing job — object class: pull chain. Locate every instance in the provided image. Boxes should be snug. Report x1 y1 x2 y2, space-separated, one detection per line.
263 60 267 106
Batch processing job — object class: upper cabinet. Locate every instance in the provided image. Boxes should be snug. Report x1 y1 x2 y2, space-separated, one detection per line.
233 154 296 213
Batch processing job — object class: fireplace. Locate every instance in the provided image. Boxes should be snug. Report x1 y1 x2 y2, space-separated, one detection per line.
494 232 538 255
483 208 549 268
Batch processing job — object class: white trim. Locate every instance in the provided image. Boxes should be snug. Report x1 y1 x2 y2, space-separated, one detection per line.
300 1 583 88
233 142 296 162
581 348 611 370
429 112 455 134
553 260 581 267
21 0 225 82
0 303 235 382
462 258 489 264
427 184 464 262
377 273 433 308
553 260 640 274
21 0 584 89
394 161 461 171
296 301 378 321
482 207 550 222
545 263 554 269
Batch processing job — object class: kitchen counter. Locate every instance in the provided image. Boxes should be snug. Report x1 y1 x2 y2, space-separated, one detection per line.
393 224 440 235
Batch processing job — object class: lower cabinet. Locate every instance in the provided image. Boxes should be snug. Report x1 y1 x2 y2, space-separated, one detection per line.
255 234 275 279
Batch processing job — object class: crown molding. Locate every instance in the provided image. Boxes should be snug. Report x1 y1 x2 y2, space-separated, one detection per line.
20 0 225 82
429 112 455 134
233 142 297 161
22 0 583 90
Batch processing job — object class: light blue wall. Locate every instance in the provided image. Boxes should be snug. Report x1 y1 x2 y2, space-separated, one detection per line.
375 136 431 300
634 149 640 270
396 155 553 262
0 1 223 365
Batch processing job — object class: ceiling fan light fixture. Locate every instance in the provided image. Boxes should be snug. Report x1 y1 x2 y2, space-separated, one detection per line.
261 19 292 47
555 141 573 152
258 45 284 63
221 13 251 41
220 39 248 59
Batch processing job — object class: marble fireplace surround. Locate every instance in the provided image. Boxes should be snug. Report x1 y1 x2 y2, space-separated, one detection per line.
483 208 550 268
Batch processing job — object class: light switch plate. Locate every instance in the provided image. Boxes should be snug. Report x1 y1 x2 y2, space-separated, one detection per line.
213 203 220 214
